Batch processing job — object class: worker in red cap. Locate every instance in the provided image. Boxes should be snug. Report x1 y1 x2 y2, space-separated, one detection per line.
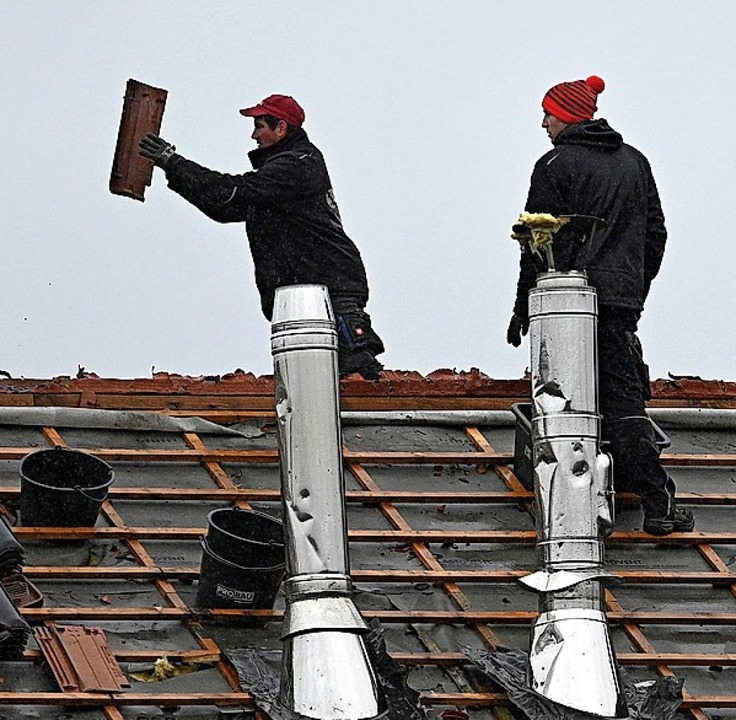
506 75 694 537
139 94 384 380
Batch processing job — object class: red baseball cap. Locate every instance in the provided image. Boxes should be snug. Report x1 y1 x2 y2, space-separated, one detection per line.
239 94 305 127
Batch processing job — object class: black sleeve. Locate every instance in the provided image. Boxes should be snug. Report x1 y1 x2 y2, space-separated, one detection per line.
511 158 565 317
164 156 251 223
524 157 567 216
164 151 322 223
642 160 667 299
513 249 538 319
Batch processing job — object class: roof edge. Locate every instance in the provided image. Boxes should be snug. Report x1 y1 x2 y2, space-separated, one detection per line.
0 369 734 412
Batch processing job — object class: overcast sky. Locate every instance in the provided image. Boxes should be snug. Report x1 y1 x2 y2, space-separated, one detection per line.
2 2 735 381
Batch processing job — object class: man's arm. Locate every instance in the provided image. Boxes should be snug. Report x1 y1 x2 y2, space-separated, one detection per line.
506 159 565 346
163 156 253 223
642 162 667 301
524 157 567 215
140 134 322 223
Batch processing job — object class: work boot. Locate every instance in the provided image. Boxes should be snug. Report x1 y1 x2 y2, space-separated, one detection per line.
332 300 385 381
339 349 383 381
333 300 384 349
643 507 695 536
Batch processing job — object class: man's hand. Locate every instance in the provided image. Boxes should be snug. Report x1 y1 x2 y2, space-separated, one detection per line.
506 313 529 347
139 133 176 169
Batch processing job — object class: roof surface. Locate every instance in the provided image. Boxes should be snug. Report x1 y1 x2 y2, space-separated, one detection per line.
0 370 734 720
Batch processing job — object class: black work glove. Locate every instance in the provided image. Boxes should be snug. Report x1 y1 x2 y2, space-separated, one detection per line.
139 133 176 169
506 313 529 347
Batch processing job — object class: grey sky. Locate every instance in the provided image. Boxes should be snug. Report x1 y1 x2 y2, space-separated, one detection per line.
3 1 734 380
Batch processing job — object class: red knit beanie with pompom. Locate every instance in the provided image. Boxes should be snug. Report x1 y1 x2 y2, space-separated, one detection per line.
542 75 605 124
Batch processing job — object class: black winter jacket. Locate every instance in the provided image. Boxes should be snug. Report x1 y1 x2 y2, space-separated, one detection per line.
165 128 369 319
513 119 667 318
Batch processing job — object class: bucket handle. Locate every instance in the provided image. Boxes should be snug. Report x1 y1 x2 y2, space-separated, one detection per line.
73 485 106 502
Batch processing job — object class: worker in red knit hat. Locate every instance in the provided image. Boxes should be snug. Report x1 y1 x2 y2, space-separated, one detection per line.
507 74 695 537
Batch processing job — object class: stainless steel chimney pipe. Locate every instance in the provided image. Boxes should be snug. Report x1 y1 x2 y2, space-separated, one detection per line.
271 284 383 720
519 271 627 718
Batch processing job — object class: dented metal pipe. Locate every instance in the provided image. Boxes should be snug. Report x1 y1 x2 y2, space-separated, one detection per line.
519 271 627 718
271 284 383 720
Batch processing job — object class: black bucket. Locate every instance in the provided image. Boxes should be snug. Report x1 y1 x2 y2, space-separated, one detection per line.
197 508 285 610
196 538 285 610
19 448 114 527
205 507 285 567
510 402 672 490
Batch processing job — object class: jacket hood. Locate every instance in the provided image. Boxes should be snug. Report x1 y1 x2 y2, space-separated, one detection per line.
249 126 310 169
554 118 623 151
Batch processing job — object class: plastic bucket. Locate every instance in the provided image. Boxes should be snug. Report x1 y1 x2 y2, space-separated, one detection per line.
19 448 114 527
197 508 285 610
196 538 285 610
205 507 285 568
511 402 672 490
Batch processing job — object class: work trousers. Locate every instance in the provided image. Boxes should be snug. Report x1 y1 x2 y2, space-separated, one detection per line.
597 308 675 519
331 294 385 377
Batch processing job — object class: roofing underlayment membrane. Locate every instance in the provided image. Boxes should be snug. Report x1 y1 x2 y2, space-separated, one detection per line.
0 370 733 720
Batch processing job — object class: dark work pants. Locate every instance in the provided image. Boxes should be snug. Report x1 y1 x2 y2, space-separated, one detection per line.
331 294 385 376
598 308 675 519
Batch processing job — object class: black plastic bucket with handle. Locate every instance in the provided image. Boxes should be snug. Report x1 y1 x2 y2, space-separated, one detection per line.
197 507 285 610
19 447 114 527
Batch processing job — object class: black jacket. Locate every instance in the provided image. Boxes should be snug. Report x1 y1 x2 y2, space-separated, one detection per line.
513 119 667 318
165 128 369 319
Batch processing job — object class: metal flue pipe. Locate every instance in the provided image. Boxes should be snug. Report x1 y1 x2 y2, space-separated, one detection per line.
519 271 627 718
271 284 384 720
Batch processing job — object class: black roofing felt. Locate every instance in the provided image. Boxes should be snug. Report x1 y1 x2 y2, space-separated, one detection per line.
0 408 733 719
